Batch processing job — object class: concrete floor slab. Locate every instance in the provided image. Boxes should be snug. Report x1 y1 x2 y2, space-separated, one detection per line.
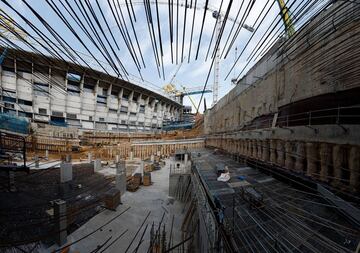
45 160 185 253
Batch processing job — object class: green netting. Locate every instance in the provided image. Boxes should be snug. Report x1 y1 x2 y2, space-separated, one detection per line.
0 113 29 134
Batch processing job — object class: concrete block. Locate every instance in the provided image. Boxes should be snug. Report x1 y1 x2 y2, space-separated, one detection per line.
60 162 72 183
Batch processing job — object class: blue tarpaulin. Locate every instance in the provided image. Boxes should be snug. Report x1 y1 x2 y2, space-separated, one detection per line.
0 113 29 134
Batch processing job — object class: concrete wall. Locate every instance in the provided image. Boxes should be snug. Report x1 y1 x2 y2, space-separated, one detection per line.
206 135 360 193
204 2 360 134
204 3 360 195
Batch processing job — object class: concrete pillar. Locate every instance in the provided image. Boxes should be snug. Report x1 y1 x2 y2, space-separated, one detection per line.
60 162 72 183
306 142 317 177
246 140 251 157
349 146 360 192
262 140 270 162
65 154 71 163
319 143 332 182
45 150 49 161
252 140 257 158
285 141 294 171
115 155 120 163
116 160 126 195
130 151 134 160
333 145 344 187
54 199 67 246
184 153 188 166
94 159 101 172
8 171 16 192
35 155 39 168
141 161 144 175
276 140 285 167
294 142 305 173
88 152 92 163
270 140 277 164
257 140 262 160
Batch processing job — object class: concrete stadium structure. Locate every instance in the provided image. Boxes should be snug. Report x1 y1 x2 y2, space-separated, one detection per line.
0 48 181 132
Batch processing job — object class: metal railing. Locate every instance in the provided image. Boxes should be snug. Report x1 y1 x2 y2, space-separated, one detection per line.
216 105 360 133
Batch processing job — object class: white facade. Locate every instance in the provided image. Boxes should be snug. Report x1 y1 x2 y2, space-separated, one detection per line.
0 51 181 132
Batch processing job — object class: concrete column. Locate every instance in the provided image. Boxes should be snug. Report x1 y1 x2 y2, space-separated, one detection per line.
306 142 317 177
285 141 294 171
60 162 72 183
294 142 305 173
319 143 332 182
65 154 71 163
243 140 247 156
116 160 126 195
270 140 277 164
333 145 344 187
246 140 251 157
141 161 144 175
349 146 360 192
252 140 257 158
262 140 270 162
54 199 67 246
115 155 120 163
257 140 262 160
276 140 285 167
45 150 49 161
184 153 188 166
8 171 16 192
35 155 39 168
88 152 92 163
130 151 134 160
94 159 101 172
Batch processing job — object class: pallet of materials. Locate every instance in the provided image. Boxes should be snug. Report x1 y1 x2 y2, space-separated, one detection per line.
143 172 152 186
126 181 139 192
104 188 121 210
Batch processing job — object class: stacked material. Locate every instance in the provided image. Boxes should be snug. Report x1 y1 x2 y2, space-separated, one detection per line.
143 172 152 186
133 173 142 186
104 188 121 210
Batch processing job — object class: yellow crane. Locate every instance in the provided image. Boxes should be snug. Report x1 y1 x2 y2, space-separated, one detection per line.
276 0 295 37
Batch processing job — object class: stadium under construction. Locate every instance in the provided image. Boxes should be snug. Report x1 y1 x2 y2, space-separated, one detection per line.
0 1 359 252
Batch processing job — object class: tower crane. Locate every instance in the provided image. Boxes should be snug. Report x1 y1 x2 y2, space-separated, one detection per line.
163 57 212 111
107 1 254 107
276 0 295 38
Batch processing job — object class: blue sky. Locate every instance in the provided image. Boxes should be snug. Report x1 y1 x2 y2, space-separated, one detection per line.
2 0 305 112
